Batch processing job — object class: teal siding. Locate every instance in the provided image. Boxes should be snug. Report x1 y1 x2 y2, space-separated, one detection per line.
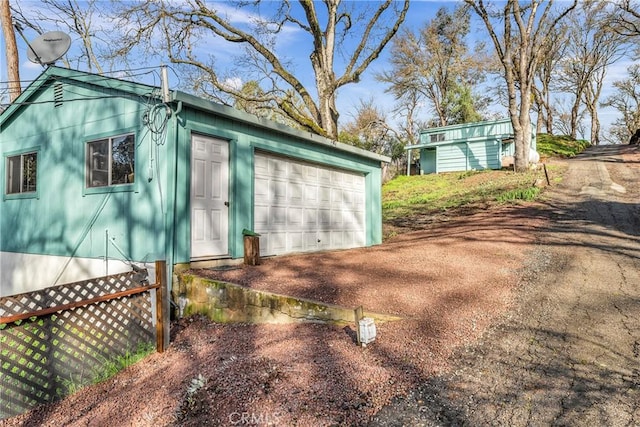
502 141 513 157
436 143 468 173
467 139 501 170
1 67 387 286
1 78 169 264
420 139 501 173
411 118 538 174
174 106 384 263
420 119 513 144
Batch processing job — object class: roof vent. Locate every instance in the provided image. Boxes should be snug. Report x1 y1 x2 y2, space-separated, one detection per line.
53 82 64 108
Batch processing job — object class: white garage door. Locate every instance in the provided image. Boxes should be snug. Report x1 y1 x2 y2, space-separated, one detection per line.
254 152 366 256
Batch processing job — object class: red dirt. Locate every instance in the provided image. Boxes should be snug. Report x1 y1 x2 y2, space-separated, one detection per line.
1 204 547 427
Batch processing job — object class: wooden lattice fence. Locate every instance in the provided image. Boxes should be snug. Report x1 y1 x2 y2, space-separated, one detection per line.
0 261 168 420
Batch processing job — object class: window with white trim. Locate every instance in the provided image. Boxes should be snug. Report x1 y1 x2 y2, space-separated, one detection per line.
6 152 37 195
86 134 135 188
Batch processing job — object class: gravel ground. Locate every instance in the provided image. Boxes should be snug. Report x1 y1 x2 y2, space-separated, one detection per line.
1 199 543 426
371 144 640 426
4 145 636 426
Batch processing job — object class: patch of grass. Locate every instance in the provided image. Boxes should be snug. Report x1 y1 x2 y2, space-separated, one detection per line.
537 134 590 158
58 341 155 396
496 187 540 203
91 342 155 384
383 168 543 223
60 373 85 396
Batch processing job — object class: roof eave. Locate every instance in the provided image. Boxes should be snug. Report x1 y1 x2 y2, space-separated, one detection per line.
405 134 511 150
172 90 391 164
0 67 390 164
0 66 162 128
418 118 512 135
0 67 53 128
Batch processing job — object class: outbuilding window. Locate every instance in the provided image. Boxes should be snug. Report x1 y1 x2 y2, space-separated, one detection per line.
430 133 445 143
86 134 135 188
5 151 37 195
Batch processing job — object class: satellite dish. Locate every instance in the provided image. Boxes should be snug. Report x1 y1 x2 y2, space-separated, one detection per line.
26 31 71 65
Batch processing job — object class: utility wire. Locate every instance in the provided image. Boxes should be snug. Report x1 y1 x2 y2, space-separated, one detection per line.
0 65 164 87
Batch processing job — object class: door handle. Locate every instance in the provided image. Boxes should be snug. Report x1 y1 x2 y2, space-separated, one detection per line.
224 201 229 207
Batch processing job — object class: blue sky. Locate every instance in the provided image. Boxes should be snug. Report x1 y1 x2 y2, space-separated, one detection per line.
1 0 635 140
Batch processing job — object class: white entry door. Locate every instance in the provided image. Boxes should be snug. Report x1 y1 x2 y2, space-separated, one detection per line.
254 152 366 256
191 135 229 258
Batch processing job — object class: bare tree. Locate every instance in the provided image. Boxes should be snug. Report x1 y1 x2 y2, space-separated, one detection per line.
611 0 640 38
339 99 405 179
465 0 577 171
12 0 108 72
114 0 409 140
378 5 490 128
582 63 612 146
391 89 425 147
532 24 568 134
339 99 399 155
556 1 626 144
554 100 587 139
1 0 21 102
601 64 640 144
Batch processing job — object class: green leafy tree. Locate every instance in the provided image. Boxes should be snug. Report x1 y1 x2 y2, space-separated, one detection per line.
379 5 490 127
447 84 484 124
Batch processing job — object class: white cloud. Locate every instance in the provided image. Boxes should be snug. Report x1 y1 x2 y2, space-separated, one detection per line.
223 76 243 91
208 2 260 25
603 58 635 86
206 2 304 49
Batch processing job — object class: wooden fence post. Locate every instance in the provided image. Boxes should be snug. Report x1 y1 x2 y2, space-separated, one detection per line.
543 163 550 186
155 260 168 353
354 306 364 346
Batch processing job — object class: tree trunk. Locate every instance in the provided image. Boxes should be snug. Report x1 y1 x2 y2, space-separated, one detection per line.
318 85 339 139
535 107 543 135
0 0 21 102
590 109 600 145
513 117 533 172
466 0 576 172
545 91 554 134
513 82 533 172
312 64 339 137
585 69 606 146
570 100 579 139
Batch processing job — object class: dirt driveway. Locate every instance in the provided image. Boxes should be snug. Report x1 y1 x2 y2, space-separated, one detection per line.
3 145 638 427
372 144 640 426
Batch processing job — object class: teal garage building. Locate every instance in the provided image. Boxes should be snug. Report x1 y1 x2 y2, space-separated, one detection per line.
407 118 538 174
0 67 388 296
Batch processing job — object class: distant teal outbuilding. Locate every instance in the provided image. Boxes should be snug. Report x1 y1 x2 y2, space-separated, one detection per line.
0 67 388 296
406 119 537 174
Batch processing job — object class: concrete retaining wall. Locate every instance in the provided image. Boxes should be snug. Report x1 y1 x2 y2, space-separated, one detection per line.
173 274 401 325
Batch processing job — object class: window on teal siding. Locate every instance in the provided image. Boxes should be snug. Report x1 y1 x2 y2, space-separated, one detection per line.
6 152 37 194
430 133 445 143
86 134 135 187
